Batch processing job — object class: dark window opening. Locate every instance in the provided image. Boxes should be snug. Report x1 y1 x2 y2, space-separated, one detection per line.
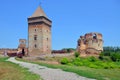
34 35 37 40
47 38 48 41
93 34 97 39
22 48 25 56
35 29 36 32
35 44 37 48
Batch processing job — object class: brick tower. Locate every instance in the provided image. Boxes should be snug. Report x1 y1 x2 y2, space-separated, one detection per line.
18 39 27 55
28 6 52 56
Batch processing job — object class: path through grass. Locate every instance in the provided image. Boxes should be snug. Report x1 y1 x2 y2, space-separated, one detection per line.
17 58 120 80
0 57 42 80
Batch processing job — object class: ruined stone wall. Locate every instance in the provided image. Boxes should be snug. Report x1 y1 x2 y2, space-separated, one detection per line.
85 33 103 51
18 39 26 48
77 32 103 56
0 48 17 54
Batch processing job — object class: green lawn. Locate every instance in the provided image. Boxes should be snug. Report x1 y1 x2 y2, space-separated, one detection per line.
33 62 120 80
17 58 120 80
0 57 42 80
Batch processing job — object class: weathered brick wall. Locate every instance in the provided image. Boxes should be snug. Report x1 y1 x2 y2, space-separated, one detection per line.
0 48 17 54
77 32 103 56
85 33 103 51
28 17 52 56
28 24 43 55
42 24 51 54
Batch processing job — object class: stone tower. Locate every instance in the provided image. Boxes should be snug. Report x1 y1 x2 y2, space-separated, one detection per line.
18 39 27 55
18 39 26 49
28 6 52 56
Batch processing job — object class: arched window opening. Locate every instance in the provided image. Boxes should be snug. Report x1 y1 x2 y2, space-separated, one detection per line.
34 35 37 40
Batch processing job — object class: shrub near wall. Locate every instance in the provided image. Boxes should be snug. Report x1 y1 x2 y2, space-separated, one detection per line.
60 56 120 69
110 52 120 62
60 58 69 64
74 52 80 57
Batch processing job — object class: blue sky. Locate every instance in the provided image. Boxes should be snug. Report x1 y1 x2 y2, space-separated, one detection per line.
0 0 120 50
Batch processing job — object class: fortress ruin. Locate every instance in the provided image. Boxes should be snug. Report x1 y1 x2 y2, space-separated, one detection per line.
77 32 103 57
0 6 104 57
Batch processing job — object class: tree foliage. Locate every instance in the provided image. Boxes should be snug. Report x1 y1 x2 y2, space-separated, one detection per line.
100 46 120 62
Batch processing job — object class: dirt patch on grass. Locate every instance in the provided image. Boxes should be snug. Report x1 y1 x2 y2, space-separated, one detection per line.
39 61 59 64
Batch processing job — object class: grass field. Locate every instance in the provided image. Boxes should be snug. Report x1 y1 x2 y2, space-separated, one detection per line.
33 62 120 80
17 57 120 80
0 57 42 80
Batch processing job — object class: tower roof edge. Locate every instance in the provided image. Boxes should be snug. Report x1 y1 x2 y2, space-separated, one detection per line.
29 6 47 18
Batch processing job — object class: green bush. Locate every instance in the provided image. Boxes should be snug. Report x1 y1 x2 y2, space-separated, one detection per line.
71 58 83 66
72 57 81 62
67 63 74 66
108 62 117 68
110 53 120 62
73 61 83 66
88 56 97 62
74 52 80 57
60 55 120 69
89 63 99 68
104 57 112 62
102 63 110 69
82 60 91 66
60 58 69 64
99 52 104 60
115 62 120 68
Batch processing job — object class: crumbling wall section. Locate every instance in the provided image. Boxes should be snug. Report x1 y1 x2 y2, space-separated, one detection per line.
77 32 103 57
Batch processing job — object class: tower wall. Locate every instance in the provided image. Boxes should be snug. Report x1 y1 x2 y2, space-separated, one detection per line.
28 7 52 56
41 24 51 54
28 24 43 55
